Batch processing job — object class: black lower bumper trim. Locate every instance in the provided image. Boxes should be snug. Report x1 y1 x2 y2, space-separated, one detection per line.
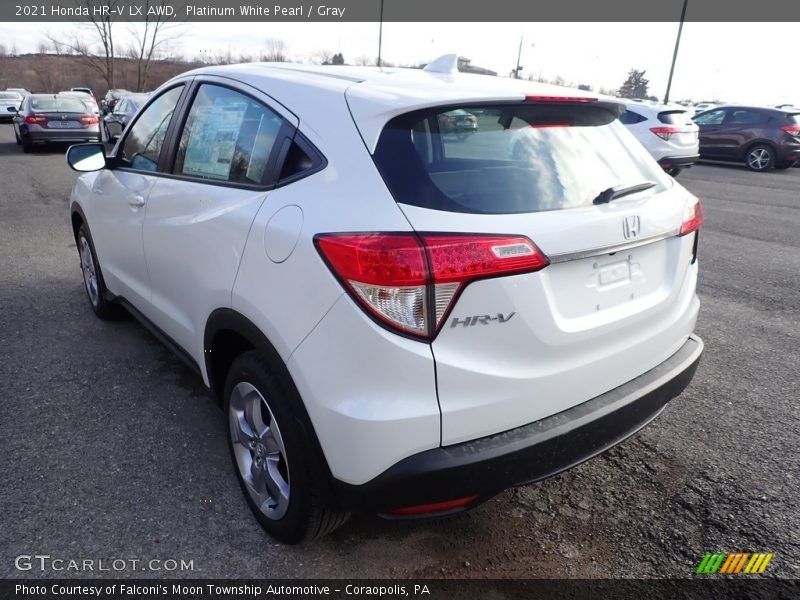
333 335 704 515
659 154 700 169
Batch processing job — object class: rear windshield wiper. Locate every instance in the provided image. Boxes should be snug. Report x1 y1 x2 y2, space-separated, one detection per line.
592 181 656 205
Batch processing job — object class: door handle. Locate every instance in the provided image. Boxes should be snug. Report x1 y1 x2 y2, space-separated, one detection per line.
128 195 146 207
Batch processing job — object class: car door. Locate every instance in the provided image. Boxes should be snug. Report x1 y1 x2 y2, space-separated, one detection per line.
141 78 298 360
106 98 127 138
694 108 728 157
720 108 769 157
87 84 187 309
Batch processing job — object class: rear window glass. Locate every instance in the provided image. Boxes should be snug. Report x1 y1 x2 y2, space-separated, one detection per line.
29 97 86 113
786 113 800 124
658 110 692 125
374 104 669 215
0 92 18 100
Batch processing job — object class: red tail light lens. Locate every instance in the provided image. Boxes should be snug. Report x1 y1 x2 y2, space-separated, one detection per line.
782 125 800 137
680 195 704 236
24 115 47 125
316 233 549 340
650 126 683 141
81 115 99 125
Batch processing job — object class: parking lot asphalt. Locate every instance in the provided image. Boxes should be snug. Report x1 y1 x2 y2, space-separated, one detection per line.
1 123 798 579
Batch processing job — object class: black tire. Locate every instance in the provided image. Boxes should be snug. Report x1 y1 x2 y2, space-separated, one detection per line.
21 134 33 153
774 162 793 170
75 223 125 320
224 351 349 544
15 130 21 145
745 144 775 172
666 167 683 177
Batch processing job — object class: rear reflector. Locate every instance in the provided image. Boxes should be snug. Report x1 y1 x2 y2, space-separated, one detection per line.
525 95 597 103
316 233 549 340
680 195 704 235
384 495 479 516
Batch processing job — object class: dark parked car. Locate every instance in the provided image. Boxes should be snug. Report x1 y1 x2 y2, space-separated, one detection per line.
101 89 131 114
101 93 150 142
437 109 479 139
11 94 100 153
693 106 800 171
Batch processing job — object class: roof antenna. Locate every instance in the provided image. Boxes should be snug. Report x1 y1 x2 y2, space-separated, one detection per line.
424 53 459 74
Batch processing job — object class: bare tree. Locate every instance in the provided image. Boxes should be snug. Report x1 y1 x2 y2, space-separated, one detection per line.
127 0 185 91
261 38 288 62
354 55 373 66
47 0 121 88
312 49 334 65
0 44 7 57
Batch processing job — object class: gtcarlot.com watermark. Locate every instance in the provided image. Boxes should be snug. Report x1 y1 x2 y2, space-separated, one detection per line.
15 554 195 572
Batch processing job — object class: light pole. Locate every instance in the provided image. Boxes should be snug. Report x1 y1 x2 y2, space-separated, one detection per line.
514 39 534 79
664 0 689 103
377 0 384 68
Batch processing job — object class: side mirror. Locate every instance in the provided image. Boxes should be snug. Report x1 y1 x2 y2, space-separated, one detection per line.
67 143 107 172
6 106 16 113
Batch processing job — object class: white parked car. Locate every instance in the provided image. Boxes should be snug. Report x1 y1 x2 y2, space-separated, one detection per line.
66 60 704 544
0 91 22 121
619 100 700 176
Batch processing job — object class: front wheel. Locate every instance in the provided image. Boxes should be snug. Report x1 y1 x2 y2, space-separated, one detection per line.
224 351 349 544
76 223 124 320
21 134 32 153
745 145 775 172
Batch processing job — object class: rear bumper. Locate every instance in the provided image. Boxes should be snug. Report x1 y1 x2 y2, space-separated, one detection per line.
25 126 100 143
659 154 700 169
333 334 703 515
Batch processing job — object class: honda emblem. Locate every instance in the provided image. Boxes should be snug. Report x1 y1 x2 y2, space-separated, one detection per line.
623 215 641 240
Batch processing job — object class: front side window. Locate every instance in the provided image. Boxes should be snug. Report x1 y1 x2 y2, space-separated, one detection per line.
693 109 726 125
174 84 285 185
375 103 670 215
120 85 184 172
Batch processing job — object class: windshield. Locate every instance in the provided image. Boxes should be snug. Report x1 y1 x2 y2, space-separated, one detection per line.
374 104 670 215
0 92 19 100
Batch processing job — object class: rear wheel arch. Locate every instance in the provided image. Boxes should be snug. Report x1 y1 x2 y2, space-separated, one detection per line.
741 139 777 159
203 309 338 505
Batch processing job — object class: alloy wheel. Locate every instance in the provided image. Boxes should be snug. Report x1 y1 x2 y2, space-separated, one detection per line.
79 236 100 307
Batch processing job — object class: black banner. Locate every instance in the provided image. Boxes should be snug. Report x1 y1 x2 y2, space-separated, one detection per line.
2 0 800 23
3 579 800 600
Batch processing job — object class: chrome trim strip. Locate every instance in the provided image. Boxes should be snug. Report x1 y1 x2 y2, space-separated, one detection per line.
547 229 681 264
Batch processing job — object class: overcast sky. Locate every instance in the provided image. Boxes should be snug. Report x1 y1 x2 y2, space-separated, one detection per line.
0 21 794 105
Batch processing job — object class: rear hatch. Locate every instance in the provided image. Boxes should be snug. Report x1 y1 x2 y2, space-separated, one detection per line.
369 99 702 444
655 109 699 150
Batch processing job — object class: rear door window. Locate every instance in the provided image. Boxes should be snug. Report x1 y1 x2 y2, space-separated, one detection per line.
724 109 767 126
374 104 669 215
174 84 285 185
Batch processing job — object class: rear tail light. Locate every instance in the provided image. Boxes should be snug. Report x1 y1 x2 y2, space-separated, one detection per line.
680 194 704 236
650 126 683 141
315 233 550 340
24 115 47 125
80 115 99 125
782 125 800 137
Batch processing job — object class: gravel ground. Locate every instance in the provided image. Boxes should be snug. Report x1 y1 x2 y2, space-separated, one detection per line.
0 123 797 580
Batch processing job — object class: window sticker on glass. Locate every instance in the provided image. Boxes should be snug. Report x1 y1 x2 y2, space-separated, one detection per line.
182 100 248 180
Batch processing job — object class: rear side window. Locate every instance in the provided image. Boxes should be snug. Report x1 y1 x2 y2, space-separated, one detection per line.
374 104 669 215
787 113 800 124
120 85 184 172
658 110 692 125
725 109 767 125
619 110 647 124
174 84 285 185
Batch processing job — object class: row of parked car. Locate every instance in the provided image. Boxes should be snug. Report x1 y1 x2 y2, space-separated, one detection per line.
621 99 800 174
1 87 150 153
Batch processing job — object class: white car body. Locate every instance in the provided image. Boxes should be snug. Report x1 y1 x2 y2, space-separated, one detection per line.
620 100 700 175
68 61 704 541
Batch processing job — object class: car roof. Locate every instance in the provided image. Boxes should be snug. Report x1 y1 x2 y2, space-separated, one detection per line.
623 99 689 115
168 62 617 151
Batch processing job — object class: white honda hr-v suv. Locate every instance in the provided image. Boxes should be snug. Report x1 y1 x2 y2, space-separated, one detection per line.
67 57 704 544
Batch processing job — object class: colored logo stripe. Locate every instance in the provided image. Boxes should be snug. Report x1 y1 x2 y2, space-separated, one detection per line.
697 552 773 574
